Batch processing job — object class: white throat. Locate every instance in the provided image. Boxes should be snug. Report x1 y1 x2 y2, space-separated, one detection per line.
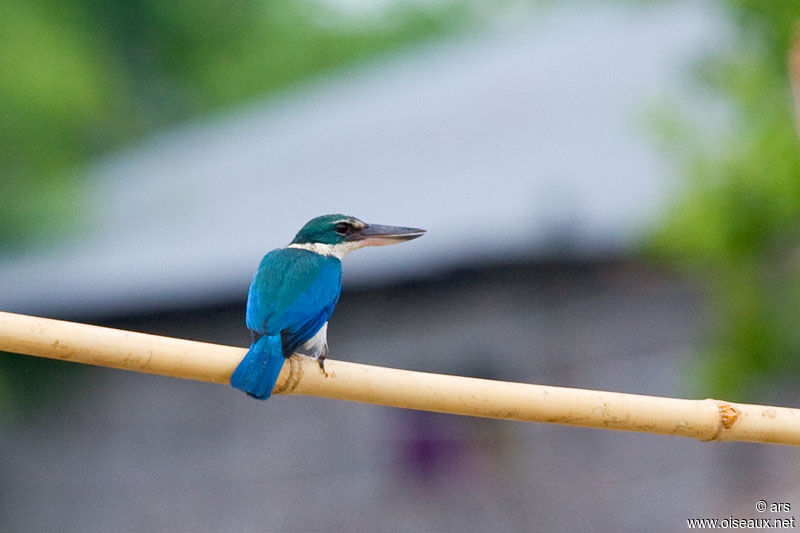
287 241 364 260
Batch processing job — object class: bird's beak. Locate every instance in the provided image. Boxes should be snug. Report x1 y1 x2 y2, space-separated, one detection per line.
354 224 426 247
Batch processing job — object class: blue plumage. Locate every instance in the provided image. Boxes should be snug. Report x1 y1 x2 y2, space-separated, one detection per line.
232 249 342 399
230 335 285 400
230 214 425 400
246 248 342 352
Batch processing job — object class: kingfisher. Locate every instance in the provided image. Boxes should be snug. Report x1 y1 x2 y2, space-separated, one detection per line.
230 214 425 399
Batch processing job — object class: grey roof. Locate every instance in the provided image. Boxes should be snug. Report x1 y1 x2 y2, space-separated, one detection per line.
0 2 727 317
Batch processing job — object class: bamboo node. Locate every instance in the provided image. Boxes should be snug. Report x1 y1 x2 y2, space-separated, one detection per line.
701 400 741 441
718 402 739 430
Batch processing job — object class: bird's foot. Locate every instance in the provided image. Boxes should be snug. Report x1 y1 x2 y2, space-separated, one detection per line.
317 355 328 377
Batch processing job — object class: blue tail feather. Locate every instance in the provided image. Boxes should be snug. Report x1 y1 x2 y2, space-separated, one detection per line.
230 335 285 400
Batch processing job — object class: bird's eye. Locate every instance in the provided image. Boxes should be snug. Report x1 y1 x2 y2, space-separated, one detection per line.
334 222 351 235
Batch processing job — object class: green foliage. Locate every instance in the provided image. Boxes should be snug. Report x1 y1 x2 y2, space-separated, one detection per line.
0 0 469 248
0 1 126 246
0 352 87 412
649 1 800 398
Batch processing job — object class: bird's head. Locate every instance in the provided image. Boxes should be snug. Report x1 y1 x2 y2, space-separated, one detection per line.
289 214 425 258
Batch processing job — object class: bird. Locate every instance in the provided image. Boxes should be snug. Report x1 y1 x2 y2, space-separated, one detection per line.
230 214 425 399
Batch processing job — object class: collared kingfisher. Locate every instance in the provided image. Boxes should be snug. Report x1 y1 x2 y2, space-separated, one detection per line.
230 214 425 399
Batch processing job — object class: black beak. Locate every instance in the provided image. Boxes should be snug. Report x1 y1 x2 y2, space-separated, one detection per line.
354 224 426 246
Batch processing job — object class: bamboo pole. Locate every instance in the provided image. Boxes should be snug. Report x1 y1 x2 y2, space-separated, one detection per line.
1 310 798 446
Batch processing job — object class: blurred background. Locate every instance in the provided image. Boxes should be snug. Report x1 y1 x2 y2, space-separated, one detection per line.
1 0 800 531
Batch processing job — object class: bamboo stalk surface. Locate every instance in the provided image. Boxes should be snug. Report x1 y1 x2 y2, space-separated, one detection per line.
1 311 798 446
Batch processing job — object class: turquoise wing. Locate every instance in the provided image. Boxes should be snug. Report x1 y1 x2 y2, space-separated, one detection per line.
245 248 342 353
